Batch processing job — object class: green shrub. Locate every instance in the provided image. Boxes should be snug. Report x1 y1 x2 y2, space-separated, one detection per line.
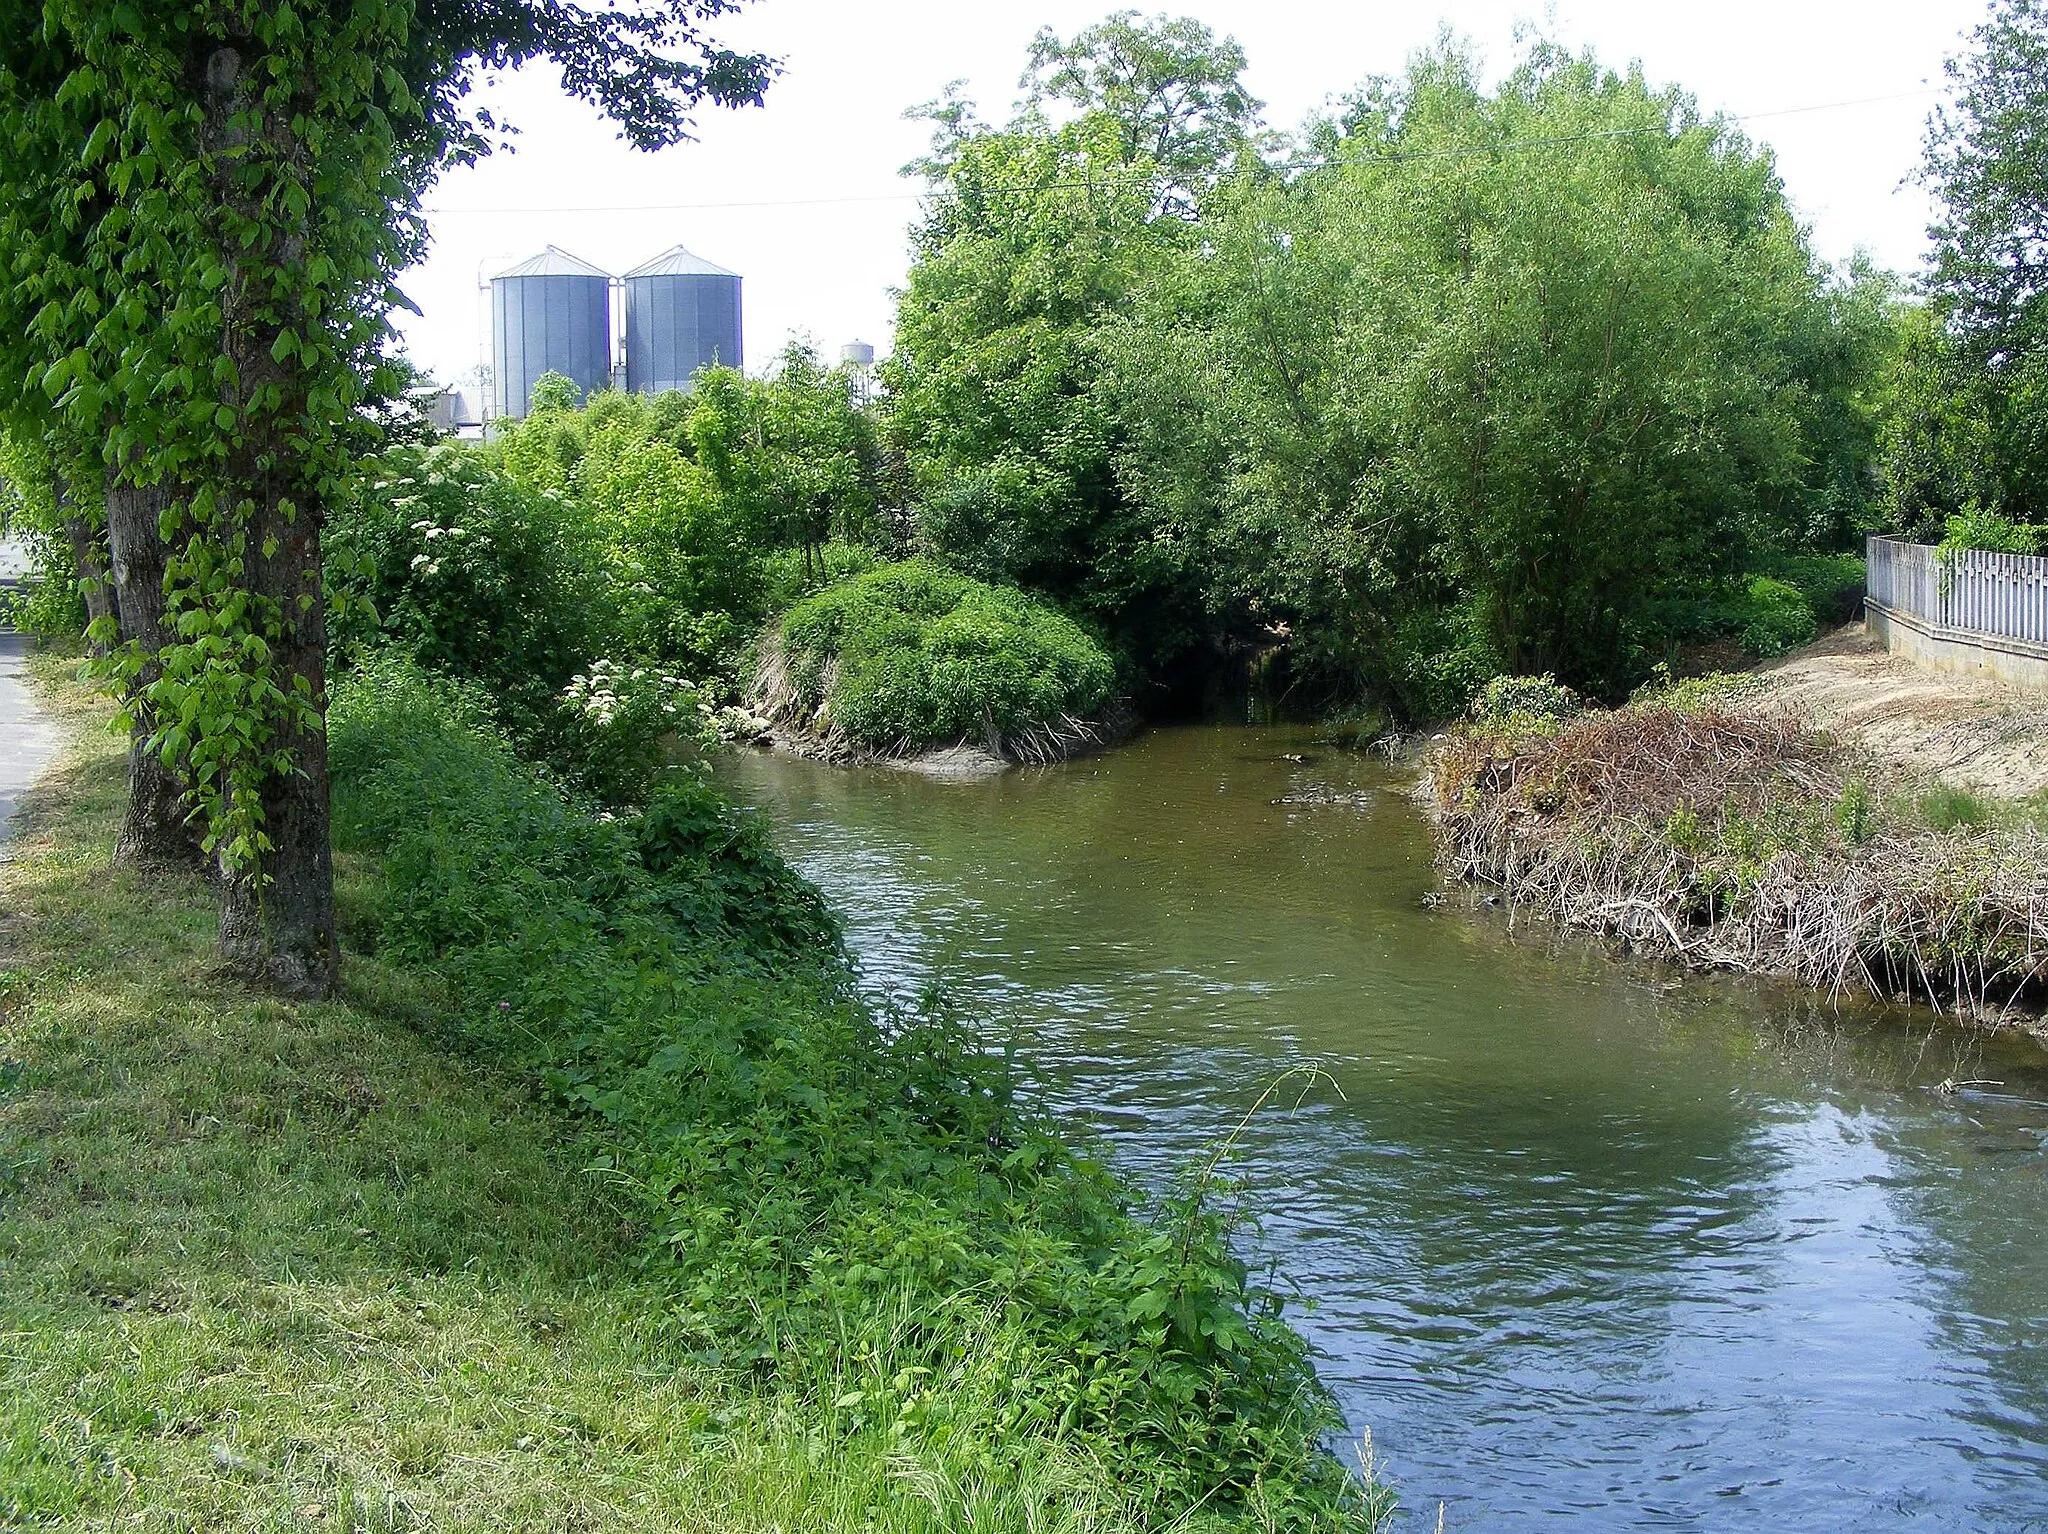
1471 673 1582 728
328 443 616 765
760 539 881 612
1941 504 2045 556
0 530 87 640
325 657 1379 1530
1921 783 1994 834
773 560 1117 753
571 418 764 666
1835 776 1873 847
1643 567 1830 661
558 657 716 805
1765 553 1867 625
1389 603 1504 722
1735 575 1820 656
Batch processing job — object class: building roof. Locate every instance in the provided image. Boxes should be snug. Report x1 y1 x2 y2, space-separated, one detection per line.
493 246 612 280
624 243 739 279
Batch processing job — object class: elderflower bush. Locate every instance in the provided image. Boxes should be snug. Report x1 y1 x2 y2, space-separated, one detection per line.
329 441 636 792
560 659 716 804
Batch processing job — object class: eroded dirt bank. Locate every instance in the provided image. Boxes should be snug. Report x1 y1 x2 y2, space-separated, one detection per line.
1753 625 2048 798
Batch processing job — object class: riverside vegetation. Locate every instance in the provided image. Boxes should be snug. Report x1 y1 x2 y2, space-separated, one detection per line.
10 3 2048 1525
755 560 1122 764
9 5 2048 979
1433 675 2048 1022
1 649 1388 1530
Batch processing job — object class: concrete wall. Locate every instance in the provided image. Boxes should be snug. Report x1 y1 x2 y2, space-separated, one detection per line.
1867 600 2048 692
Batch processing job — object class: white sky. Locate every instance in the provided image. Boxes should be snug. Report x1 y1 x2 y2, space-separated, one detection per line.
392 0 1986 387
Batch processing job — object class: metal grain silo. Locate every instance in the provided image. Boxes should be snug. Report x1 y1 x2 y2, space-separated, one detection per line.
623 244 742 395
490 247 613 420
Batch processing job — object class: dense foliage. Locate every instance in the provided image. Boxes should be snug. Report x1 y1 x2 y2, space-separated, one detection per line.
326 657 1383 1530
329 442 609 754
0 0 774 991
1881 0 2048 549
892 24 1894 714
325 352 888 792
764 559 1118 755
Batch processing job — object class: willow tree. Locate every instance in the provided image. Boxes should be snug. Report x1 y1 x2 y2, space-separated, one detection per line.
891 14 1258 673
1114 43 1885 708
0 2 771 995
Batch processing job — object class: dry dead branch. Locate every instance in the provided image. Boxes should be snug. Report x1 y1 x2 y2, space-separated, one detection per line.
1432 701 2048 1020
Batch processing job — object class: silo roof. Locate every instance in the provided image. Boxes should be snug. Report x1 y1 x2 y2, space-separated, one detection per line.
624 243 739 279
494 246 613 280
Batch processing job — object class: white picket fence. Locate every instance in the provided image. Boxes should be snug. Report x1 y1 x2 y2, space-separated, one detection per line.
1866 535 2048 649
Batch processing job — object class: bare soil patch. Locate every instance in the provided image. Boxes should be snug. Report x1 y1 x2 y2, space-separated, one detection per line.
1754 625 2048 799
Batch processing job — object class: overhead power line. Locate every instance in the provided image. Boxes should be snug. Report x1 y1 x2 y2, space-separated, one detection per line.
419 84 1943 219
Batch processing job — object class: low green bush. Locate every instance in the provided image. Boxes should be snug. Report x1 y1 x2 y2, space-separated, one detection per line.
760 539 882 612
325 657 1381 1531
1643 568 1829 661
1920 783 1995 834
1765 553 1866 626
1941 505 2045 556
327 443 618 773
0 530 86 639
1735 575 1821 656
772 560 1117 753
1471 673 1582 728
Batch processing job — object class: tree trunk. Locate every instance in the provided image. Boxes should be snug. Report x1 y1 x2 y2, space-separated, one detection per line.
57 478 115 654
104 480 205 871
213 497 337 999
201 38 338 999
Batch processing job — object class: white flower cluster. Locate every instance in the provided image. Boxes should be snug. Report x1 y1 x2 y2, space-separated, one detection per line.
403 516 472 578
712 705 774 743
562 657 702 729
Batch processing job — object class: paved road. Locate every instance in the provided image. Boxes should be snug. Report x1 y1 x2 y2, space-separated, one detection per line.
0 633 59 851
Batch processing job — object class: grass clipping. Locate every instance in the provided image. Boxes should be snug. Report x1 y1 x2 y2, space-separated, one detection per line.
1431 685 2048 1020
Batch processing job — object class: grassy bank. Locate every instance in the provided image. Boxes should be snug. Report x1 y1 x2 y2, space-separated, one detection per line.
1430 677 2048 1022
2 652 1385 1530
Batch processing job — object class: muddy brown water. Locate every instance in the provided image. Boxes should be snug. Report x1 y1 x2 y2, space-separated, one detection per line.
721 724 2048 1531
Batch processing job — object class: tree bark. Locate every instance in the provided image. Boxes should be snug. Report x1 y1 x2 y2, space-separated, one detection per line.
201 38 338 999
57 477 115 655
212 497 337 1000
105 480 206 871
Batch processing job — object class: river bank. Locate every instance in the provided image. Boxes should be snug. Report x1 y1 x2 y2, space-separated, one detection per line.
722 723 2048 1529
1428 653 2048 1028
0 650 1387 1531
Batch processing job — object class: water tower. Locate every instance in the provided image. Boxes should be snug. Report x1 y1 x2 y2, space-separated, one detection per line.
489 246 613 420
840 340 877 405
623 244 743 395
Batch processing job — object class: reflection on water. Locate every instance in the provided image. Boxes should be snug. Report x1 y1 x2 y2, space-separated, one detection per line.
721 725 2048 1531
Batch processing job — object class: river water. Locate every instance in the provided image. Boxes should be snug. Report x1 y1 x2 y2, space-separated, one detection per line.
721 725 2048 1531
